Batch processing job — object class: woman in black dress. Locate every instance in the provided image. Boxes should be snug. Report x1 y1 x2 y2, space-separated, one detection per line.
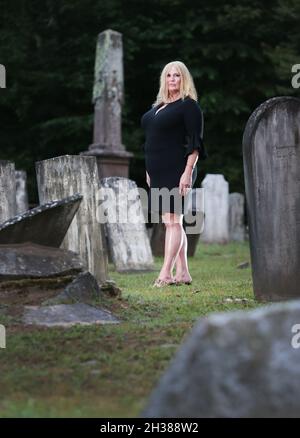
141 61 207 287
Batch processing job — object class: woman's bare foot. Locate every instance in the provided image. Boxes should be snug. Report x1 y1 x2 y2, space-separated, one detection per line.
152 277 176 288
174 273 192 285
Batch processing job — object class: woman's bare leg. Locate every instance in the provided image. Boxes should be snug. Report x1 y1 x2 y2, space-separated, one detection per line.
157 212 183 280
174 228 192 283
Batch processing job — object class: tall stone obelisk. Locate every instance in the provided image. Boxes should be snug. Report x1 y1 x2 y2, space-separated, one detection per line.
82 29 133 178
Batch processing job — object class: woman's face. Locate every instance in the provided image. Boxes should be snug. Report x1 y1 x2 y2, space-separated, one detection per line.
166 66 181 95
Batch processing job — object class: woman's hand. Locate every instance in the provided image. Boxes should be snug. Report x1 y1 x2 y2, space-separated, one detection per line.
179 169 192 196
146 171 151 188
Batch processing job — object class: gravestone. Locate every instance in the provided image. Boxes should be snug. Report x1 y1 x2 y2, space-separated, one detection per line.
0 243 84 280
0 194 82 247
142 300 300 418
15 170 29 214
243 96 300 301
200 174 229 243
23 303 120 327
185 188 205 256
229 193 245 241
36 155 108 284
0 160 16 223
82 29 132 178
99 177 154 272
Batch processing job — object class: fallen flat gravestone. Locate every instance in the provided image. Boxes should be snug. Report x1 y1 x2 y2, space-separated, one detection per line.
0 194 82 247
142 300 300 418
23 303 120 327
0 243 84 280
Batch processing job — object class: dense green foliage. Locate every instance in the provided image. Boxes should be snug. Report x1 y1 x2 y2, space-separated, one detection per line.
0 0 299 202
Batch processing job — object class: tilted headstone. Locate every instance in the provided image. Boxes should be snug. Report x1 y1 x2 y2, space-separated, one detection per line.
200 174 229 243
243 97 300 301
0 194 82 247
143 300 300 418
100 177 154 272
229 193 245 241
0 160 16 223
36 155 108 284
15 170 29 214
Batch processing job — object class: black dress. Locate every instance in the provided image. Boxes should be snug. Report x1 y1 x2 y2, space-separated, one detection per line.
141 95 207 215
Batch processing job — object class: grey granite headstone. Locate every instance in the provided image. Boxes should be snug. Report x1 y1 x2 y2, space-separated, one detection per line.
15 170 29 214
229 193 245 241
0 243 84 280
243 96 300 301
0 160 16 223
200 174 229 243
100 177 154 272
0 194 82 246
36 155 108 284
143 300 300 418
23 303 120 327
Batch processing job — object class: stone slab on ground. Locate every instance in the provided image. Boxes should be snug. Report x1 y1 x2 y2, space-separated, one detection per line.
23 303 120 327
0 243 84 280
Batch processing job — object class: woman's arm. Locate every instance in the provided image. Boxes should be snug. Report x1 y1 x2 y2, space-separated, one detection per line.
146 171 150 187
185 150 199 172
179 150 199 196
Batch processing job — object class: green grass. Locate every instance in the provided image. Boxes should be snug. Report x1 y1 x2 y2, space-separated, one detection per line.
0 241 261 418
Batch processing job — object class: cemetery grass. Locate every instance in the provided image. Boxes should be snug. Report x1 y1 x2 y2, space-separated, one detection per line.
0 241 263 418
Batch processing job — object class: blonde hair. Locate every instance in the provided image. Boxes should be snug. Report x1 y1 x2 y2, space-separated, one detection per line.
152 60 198 107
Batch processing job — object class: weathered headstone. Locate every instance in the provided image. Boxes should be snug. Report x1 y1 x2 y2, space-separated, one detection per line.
0 194 82 247
243 96 300 301
36 155 108 284
0 243 84 280
229 193 245 241
82 29 132 178
200 174 229 243
142 300 300 418
100 177 154 272
0 160 16 223
15 170 29 214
